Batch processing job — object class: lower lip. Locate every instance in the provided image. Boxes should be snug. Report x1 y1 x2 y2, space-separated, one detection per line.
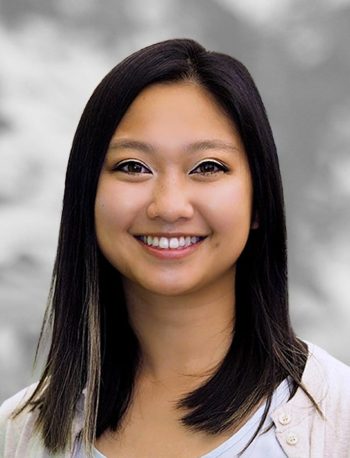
135 238 206 259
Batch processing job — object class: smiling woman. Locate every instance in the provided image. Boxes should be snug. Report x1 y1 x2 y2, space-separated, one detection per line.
95 82 253 297
1 38 350 458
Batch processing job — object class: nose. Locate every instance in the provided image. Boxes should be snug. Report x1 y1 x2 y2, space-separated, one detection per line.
146 174 194 222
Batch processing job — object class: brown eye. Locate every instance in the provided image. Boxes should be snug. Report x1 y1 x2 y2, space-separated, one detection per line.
190 160 228 175
115 160 152 174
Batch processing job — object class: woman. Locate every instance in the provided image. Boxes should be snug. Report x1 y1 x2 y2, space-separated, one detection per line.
1 38 350 457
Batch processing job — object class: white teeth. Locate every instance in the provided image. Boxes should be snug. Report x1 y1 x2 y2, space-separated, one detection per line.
159 237 169 249
169 237 179 249
140 235 203 249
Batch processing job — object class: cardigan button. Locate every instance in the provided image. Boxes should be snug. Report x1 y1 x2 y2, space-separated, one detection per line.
278 413 291 425
286 431 298 445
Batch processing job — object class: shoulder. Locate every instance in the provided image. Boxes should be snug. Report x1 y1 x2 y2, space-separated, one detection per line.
0 383 38 419
0 382 38 431
272 342 350 456
1 384 85 457
0 383 44 457
303 341 350 404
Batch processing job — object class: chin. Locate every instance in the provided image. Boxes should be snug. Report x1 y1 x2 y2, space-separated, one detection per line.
139 279 201 297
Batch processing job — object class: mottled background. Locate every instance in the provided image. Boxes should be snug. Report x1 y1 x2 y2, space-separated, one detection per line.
1 0 349 402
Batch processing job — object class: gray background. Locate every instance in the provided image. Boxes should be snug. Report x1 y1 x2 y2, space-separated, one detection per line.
1 0 349 402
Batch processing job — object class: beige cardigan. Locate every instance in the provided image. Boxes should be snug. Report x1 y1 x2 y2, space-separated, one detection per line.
1 342 350 457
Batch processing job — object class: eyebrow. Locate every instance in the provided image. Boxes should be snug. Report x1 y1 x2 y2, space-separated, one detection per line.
108 139 240 154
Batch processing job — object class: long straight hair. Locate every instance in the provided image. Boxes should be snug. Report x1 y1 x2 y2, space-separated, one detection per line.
17 38 315 454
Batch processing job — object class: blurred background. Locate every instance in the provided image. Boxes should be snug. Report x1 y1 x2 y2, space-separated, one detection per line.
1 0 349 402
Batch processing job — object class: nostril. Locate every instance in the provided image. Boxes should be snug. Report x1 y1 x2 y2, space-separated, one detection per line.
146 198 194 221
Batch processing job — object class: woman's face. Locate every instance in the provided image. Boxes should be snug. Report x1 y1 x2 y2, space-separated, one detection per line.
95 82 255 297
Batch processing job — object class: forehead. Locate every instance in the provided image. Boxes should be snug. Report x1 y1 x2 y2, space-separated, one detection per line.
110 82 243 152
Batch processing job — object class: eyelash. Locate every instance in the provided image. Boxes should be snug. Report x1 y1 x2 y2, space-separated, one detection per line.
113 159 229 175
114 160 152 175
190 160 228 175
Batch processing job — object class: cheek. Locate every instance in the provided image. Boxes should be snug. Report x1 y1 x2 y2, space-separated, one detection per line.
95 182 147 233
95 191 119 233
201 181 253 233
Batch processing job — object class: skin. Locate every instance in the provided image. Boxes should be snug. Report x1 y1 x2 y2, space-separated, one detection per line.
94 81 256 457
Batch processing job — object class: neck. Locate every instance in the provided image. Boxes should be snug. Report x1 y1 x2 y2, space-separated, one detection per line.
123 274 235 385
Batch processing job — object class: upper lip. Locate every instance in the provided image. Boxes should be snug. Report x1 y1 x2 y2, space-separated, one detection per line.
134 233 208 238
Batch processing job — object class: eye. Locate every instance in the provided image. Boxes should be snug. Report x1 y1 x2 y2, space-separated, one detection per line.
189 160 228 175
114 160 152 175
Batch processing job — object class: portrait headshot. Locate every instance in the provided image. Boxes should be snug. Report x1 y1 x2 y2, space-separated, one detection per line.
1 2 350 457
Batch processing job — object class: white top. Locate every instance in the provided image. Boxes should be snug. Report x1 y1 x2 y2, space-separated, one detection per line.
90 378 290 458
2 342 350 457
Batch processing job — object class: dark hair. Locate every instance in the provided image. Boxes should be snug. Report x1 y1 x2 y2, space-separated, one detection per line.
16 38 316 455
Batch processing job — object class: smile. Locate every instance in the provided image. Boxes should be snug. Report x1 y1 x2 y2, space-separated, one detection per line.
136 235 206 249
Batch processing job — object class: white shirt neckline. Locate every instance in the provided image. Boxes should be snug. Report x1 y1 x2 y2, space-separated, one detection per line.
92 378 291 458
